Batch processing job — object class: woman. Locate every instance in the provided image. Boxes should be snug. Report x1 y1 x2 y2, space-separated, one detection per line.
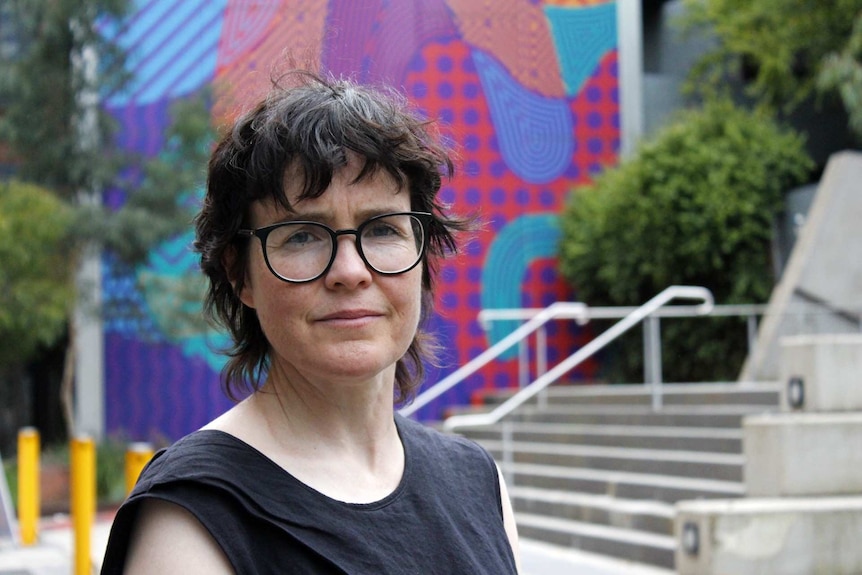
101 70 520 574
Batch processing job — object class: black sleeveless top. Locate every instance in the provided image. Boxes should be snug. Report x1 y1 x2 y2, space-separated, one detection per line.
100 415 518 574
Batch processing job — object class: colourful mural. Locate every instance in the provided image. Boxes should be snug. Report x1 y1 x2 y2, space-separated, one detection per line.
102 0 620 440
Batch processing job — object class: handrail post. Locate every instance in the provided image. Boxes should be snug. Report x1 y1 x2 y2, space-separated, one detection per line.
537 325 548 409
536 325 548 378
746 313 758 356
643 319 653 385
501 421 514 488
643 316 664 385
646 316 663 410
518 339 529 388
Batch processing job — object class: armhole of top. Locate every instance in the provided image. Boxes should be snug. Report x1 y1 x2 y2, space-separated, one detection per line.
101 494 145 573
472 439 506 521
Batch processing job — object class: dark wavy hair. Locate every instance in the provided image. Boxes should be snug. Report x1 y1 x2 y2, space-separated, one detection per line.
195 70 466 405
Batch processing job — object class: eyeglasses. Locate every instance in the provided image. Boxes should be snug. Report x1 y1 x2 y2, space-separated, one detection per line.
238 212 432 283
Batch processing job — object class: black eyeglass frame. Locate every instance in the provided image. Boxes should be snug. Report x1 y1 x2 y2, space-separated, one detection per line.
237 211 434 283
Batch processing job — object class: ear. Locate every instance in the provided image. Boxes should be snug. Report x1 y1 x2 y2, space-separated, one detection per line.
223 245 256 310
236 277 256 310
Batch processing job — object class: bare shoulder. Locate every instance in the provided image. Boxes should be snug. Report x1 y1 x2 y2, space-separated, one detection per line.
124 498 234 575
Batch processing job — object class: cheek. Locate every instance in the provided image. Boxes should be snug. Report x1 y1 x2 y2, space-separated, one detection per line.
237 247 278 310
400 272 425 327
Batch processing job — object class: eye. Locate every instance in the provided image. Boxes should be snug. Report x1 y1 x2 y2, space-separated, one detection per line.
270 223 328 249
363 214 417 243
366 221 403 239
285 229 317 245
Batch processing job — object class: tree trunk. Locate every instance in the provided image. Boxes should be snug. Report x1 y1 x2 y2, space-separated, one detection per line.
59 322 76 440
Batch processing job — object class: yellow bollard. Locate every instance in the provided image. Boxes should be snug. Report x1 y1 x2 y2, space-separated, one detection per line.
17 427 40 545
124 442 154 495
71 436 95 575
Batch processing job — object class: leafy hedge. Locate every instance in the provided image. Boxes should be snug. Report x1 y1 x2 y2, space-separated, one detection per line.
558 100 813 382
0 180 73 368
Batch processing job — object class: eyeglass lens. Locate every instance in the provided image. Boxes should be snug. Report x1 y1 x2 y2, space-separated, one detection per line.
263 213 426 282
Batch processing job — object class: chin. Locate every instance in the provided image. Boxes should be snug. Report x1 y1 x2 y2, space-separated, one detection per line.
312 348 397 380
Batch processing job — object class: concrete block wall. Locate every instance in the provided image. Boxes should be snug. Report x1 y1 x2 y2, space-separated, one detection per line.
675 334 862 573
780 333 862 413
744 412 862 497
676 498 862 575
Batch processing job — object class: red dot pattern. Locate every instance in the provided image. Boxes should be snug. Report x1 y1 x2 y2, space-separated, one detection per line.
405 40 618 409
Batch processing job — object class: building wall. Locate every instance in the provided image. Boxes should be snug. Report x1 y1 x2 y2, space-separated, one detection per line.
101 0 620 441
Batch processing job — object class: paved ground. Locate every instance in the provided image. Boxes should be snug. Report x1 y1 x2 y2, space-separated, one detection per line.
519 539 673 575
0 514 673 574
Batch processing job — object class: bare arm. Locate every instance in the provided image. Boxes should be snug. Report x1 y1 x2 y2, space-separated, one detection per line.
497 466 522 574
124 499 234 575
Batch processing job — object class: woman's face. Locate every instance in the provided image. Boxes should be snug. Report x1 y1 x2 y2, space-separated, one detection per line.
238 155 423 394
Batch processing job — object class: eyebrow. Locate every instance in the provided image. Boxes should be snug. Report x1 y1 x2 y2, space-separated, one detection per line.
281 206 410 227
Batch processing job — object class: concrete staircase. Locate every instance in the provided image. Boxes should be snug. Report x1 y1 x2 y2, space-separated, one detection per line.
676 334 862 574
453 382 782 570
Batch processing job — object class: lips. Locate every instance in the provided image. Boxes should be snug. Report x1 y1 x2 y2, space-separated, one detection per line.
316 309 382 322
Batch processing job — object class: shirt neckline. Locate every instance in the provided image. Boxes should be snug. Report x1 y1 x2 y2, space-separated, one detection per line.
191 415 412 511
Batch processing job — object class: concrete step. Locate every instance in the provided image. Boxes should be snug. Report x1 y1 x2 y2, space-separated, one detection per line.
480 382 782 408
506 462 744 503
505 404 773 428
483 440 744 481
515 512 677 569
510 485 675 536
458 422 743 453
437 381 780 570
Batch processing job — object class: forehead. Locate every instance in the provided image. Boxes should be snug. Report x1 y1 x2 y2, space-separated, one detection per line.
286 154 406 204
251 167 409 226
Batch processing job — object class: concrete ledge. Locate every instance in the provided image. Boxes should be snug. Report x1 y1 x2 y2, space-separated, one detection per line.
675 496 862 575
744 412 862 496
741 151 862 381
780 334 862 412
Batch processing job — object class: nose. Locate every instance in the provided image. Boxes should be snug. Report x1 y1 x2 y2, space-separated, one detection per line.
324 233 373 288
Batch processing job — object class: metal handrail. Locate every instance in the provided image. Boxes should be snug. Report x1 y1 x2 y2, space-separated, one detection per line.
478 302 767 324
479 302 770 386
399 302 590 416
440 285 714 431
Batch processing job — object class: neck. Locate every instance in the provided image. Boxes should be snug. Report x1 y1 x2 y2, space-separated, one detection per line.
257 367 405 502
264 361 396 440
206 361 406 503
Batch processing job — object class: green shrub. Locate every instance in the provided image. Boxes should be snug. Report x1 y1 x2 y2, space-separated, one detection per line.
558 99 813 382
3 457 17 510
0 180 73 369
96 436 129 505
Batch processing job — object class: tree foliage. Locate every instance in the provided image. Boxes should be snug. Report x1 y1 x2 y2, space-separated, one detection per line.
681 0 862 137
0 1 214 439
74 91 216 266
0 0 212 312
818 12 862 136
0 0 208 267
558 100 813 382
0 0 131 198
0 181 73 367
